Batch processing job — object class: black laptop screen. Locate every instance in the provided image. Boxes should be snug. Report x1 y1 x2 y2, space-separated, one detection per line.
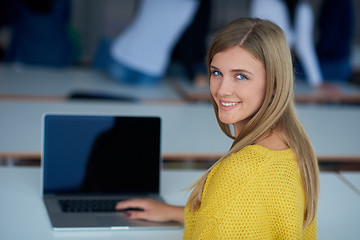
43 115 161 195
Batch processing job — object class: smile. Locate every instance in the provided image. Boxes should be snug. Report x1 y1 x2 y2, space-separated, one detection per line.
220 101 239 107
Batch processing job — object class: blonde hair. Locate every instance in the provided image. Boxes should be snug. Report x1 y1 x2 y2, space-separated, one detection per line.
188 18 319 229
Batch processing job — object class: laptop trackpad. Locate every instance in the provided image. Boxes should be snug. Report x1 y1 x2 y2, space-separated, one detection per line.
96 214 131 226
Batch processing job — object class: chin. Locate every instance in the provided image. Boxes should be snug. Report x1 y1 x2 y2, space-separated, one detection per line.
218 116 235 125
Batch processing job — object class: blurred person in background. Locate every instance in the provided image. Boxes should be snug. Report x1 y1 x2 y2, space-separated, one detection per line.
3 0 78 68
316 0 355 82
249 0 343 94
94 0 199 86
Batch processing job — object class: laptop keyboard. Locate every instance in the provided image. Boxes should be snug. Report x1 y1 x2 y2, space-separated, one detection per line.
59 199 126 212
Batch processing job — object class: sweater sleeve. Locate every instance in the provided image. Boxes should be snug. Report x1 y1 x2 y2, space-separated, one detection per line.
263 157 306 238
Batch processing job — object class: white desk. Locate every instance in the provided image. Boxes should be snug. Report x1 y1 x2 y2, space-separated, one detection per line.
0 167 203 240
0 65 180 102
0 167 359 240
338 172 360 195
296 104 360 162
0 101 360 162
317 172 360 240
0 101 231 160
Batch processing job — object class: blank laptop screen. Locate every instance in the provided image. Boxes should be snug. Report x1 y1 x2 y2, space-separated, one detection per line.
43 115 161 195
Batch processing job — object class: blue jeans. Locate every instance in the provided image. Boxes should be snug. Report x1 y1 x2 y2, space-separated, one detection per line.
93 37 161 86
107 58 161 86
320 58 352 82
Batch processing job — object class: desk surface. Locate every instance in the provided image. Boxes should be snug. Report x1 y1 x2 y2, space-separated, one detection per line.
339 172 360 195
0 101 231 159
0 167 201 240
0 167 359 240
316 171 360 240
0 101 360 161
0 65 180 102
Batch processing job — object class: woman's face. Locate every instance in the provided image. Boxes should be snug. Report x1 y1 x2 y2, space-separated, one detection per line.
209 46 267 135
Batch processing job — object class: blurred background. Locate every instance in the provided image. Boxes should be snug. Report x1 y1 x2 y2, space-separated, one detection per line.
1 0 360 86
1 0 360 168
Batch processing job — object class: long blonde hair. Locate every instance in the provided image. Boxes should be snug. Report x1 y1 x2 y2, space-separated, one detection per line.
188 18 319 229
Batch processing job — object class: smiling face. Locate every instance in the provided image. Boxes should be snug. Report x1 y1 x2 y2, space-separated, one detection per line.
209 46 267 136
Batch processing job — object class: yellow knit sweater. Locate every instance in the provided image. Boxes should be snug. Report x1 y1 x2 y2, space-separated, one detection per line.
183 145 317 239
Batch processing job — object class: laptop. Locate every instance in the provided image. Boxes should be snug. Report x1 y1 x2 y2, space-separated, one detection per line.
41 113 182 230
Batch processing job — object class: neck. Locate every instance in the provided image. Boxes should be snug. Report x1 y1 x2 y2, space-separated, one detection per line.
255 128 289 151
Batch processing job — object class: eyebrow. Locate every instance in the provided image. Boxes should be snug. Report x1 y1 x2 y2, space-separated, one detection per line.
210 65 254 76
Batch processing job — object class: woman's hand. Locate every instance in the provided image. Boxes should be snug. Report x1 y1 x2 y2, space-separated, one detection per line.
115 198 184 223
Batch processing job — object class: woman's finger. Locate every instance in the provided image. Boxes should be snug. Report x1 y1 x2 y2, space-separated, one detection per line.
115 198 146 210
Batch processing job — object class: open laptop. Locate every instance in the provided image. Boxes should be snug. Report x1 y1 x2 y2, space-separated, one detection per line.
41 114 182 230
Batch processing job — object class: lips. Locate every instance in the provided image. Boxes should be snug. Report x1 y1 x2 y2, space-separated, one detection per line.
219 100 241 110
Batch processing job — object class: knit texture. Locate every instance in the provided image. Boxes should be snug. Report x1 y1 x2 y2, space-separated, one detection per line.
183 145 317 239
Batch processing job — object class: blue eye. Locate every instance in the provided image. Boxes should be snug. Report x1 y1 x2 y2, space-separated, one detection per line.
211 70 222 77
236 74 248 80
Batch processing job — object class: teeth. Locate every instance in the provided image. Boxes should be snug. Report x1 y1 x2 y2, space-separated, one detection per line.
221 102 237 106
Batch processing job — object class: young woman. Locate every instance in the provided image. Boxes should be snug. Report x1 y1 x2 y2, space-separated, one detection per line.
116 18 319 239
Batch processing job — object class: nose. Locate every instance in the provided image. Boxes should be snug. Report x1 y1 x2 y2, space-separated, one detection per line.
217 76 233 97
